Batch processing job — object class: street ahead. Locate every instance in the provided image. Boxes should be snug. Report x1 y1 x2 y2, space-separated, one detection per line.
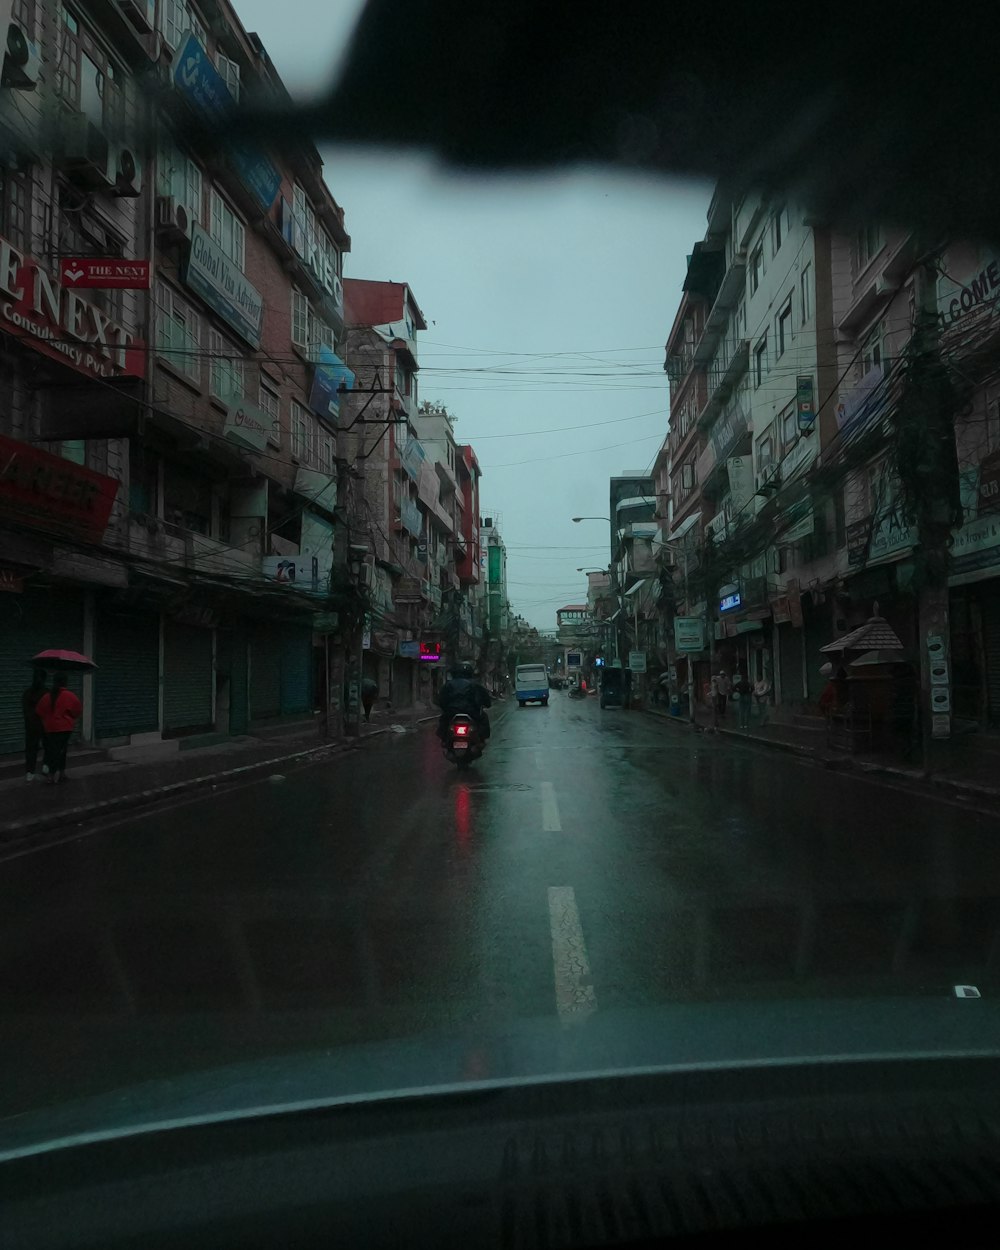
3 694 1000 1119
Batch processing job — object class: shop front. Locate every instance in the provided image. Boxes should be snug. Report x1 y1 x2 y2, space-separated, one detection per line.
162 618 215 736
93 601 160 741
949 511 1000 728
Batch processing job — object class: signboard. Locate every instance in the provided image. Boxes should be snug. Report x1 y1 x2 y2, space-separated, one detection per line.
628 650 647 672
399 640 421 659
0 433 119 543
293 465 336 513
183 224 264 347
173 33 280 212
262 554 321 591
796 375 816 430
770 596 791 625
949 512 1000 585
419 641 442 663
937 255 1000 331
978 451 1000 514
836 364 888 435
674 616 705 651
846 507 916 568
719 591 742 613
279 198 343 304
308 345 354 423
222 400 271 452
400 497 422 538
0 236 144 379
401 437 425 483
728 455 754 515
566 651 582 668
711 402 748 462
60 258 150 290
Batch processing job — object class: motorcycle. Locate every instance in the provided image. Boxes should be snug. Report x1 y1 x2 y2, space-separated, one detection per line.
444 713 484 770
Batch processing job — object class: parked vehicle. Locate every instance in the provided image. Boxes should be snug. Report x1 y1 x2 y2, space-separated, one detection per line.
599 667 625 709
443 713 483 769
515 663 549 707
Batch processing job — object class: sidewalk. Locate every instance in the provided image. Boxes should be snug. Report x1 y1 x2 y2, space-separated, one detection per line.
643 700 1000 809
0 705 438 844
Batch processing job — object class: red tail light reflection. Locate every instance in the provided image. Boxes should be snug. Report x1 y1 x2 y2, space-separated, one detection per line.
454 724 469 736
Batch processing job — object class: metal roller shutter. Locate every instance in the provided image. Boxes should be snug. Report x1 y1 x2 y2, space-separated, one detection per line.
981 586 1000 727
250 624 281 720
94 608 160 739
280 624 312 715
163 622 213 733
778 622 804 709
0 588 84 755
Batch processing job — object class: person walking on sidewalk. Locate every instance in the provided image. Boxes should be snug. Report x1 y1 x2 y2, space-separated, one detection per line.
754 674 772 725
21 668 46 781
713 669 731 718
734 670 753 730
36 671 82 784
361 675 378 723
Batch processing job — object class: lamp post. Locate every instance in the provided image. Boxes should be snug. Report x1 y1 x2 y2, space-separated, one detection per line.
572 517 621 662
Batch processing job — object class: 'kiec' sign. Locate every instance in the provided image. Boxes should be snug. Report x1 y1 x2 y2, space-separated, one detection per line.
0 235 145 380
60 258 151 290
0 433 120 543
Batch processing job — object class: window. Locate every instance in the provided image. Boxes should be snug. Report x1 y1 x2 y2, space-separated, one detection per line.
57 8 126 134
780 403 797 448
860 320 884 376
291 400 310 461
210 190 244 268
754 334 767 387
681 462 695 491
259 384 281 446
161 0 207 52
801 263 812 323
157 142 202 226
215 52 240 101
757 433 774 470
307 310 335 362
0 168 30 251
208 329 244 401
777 297 793 357
856 225 881 272
319 435 334 476
773 205 789 254
750 243 764 294
156 282 201 382
291 287 309 350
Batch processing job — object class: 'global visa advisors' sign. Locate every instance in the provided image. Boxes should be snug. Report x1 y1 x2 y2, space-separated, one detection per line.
0 236 144 380
0 433 119 543
183 224 264 347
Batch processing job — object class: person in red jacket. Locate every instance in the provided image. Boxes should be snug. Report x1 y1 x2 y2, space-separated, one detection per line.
36 672 82 784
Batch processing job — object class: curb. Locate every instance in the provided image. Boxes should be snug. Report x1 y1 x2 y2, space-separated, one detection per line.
0 717 440 844
642 706 1000 803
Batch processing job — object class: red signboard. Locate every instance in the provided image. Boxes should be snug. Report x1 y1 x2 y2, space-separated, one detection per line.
419 641 442 662
0 433 120 544
0 235 145 380
60 257 151 291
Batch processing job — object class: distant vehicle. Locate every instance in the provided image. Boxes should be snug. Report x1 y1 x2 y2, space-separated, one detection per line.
548 675 565 690
515 663 549 707
600 667 625 709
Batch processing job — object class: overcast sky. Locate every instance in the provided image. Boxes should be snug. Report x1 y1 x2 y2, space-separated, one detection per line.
235 0 712 630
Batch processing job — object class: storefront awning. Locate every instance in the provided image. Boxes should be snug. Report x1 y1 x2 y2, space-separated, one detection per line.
669 511 701 542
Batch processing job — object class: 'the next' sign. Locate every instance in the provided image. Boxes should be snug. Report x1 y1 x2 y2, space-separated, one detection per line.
183 224 264 348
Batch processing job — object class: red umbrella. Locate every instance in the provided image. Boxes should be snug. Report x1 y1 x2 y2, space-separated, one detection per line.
31 649 98 672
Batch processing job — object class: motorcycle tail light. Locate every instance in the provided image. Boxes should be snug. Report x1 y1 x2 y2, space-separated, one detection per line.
455 725 469 736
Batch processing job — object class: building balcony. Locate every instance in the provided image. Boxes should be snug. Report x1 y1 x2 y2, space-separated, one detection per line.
698 340 750 430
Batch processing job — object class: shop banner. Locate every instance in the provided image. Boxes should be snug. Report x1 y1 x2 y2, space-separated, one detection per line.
728 455 754 514
0 433 119 543
184 224 264 347
222 400 271 452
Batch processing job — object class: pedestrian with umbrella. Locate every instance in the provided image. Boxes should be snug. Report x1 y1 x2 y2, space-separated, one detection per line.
21 667 46 781
30 650 95 785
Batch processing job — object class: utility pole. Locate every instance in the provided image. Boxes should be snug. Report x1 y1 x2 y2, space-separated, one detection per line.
911 252 958 774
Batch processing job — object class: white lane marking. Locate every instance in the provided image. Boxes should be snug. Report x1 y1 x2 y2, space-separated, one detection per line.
540 781 561 831
548 886 597 1023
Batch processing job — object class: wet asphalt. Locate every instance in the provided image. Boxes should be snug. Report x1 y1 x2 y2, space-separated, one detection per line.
3 692 1000 1117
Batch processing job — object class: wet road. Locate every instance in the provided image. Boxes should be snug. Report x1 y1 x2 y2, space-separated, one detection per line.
4 693 1000 1118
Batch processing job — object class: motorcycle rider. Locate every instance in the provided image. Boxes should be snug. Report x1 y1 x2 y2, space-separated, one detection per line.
436 660 492 744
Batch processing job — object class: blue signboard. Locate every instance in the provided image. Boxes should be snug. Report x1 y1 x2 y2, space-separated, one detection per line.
184 224 264 347
401 437 425 483
173 33 281 213
308 345 354 423
398 640 420 659
400 497 422 538
719 591 742 613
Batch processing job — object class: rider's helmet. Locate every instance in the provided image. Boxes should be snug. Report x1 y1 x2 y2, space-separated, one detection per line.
452 660 477 679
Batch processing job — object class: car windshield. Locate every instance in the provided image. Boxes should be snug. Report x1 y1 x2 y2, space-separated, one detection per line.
2 0 1000 1145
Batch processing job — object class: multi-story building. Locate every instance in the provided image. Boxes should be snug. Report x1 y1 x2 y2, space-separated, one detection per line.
608 471 656 663
480 511 508 685
455 443 483 656
0 0 350 754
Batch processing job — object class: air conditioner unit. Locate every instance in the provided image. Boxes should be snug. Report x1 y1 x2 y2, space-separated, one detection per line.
112 146 142 197
117 0 154 33
360 563 376 591
59 113 113 188
155 196 191 241
2 22 40 90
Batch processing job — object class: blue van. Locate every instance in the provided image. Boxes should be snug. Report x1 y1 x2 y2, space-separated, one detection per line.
515 663 549 707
